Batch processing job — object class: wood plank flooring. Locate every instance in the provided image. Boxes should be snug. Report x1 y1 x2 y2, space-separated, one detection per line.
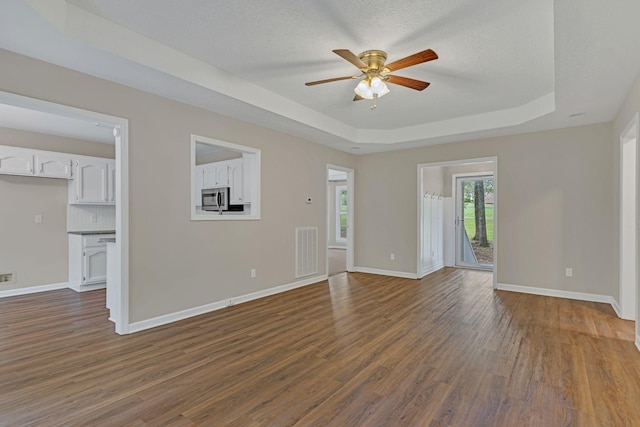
1 268 639 426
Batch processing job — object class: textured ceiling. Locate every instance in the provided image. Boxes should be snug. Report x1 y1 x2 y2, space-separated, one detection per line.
1 0 640 153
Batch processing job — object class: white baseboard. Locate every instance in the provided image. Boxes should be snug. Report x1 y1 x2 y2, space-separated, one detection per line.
496 283 618 311
128 274 328 333
354 267 418 280
610 298 622 318
419 263 445 279
636 334 640 353
0 282 69 298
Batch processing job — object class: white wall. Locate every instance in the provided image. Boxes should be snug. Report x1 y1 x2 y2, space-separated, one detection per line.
612 71 640 333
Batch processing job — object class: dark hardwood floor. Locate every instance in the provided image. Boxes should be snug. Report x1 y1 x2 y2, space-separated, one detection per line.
1 268 639 426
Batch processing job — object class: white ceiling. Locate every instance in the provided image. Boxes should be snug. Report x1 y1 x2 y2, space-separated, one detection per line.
1 0 640 153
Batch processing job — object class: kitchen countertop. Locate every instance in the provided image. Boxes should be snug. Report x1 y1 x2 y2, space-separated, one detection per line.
67 230 115 235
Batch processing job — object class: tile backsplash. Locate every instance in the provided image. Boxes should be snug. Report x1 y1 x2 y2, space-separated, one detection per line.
67 205 115 232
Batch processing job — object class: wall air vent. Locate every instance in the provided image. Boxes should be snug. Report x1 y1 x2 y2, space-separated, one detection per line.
295 227 318 278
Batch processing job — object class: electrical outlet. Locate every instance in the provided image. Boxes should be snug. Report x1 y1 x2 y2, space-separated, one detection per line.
90 214 98 223
390 253 395 261
250 268 256 278
34 215 42 224
0 272 15 284
565 267 573 277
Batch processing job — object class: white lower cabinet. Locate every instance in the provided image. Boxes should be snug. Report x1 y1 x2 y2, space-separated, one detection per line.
69 233 112 291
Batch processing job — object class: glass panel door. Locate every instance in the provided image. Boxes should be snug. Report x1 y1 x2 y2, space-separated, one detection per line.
455 175 494 269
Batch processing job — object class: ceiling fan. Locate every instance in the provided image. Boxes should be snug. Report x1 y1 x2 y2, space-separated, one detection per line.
305 48 438 109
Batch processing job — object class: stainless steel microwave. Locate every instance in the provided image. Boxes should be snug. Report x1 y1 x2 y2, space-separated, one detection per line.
201 187 243 212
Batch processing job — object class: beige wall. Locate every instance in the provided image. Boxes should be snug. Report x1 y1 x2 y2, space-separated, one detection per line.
0 127 115 291
355 123 614 296
611 72 640 306
1 47 632 324
0 49 354 322
442 162 495 197
421 166 444 196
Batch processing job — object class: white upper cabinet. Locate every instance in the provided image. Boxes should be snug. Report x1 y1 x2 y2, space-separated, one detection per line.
69 157 115 205
0 146 34 176
107 161 116 203
0 145 74 179
202 162 229 188
197 158 244 203
35 152 73 179
227 158 243 203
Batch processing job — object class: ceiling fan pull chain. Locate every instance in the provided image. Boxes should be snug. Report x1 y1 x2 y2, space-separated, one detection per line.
371 93 378 110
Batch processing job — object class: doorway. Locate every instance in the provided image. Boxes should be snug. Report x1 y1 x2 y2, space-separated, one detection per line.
0 90 130 334
454 174 494 270
620 113 638 324
417 158 497 285
327 165 354 276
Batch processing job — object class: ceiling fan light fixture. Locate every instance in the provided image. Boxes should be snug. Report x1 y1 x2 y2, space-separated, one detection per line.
354 77 390 100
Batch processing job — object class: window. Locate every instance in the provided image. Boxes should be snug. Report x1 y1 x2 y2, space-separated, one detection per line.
336 185 347 242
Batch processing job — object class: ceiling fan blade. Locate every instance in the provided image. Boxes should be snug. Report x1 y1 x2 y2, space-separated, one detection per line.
333 49 367 70
386 75 431 91
353 94 364 101
385 49 438 72
305 76 357 86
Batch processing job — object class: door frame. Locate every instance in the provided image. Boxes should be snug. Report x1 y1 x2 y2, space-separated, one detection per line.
417 157 498 288
327 164 354 274
453 172 495 271
619 112 639 326
0 90 130 334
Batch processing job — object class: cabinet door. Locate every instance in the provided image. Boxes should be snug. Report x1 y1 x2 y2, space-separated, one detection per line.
228 159 243 203
215 163 229 187
0 146 34 176
36 152 73 179
83 246 107 285
202 162 229 188
73 160 109 204
202 164 217 188
195 164 205 206
107 161 116 204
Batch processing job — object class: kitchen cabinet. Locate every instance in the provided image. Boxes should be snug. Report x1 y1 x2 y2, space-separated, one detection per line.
0 146 34 176
227 158 243 203
0 145 74 178
202 162 229 188
198 158 244 203
69 157 115 205
35 152 73 179
68 233 113 291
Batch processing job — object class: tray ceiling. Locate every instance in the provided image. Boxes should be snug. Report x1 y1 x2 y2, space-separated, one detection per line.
1 0 640 153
